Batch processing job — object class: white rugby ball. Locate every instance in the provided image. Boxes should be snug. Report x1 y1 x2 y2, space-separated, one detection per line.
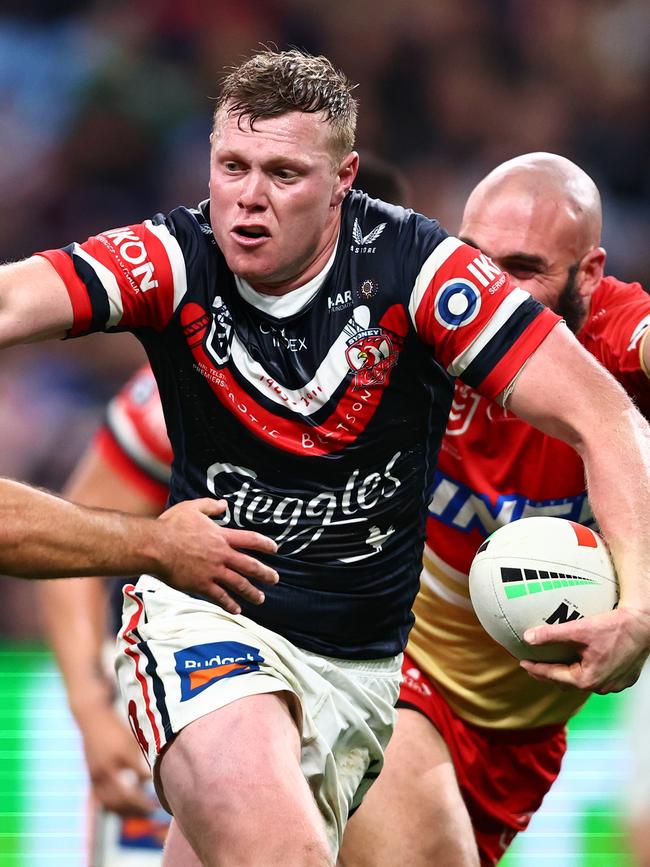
469 517 618 662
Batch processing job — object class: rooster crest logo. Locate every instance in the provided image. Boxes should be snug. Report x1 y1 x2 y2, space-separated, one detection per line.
352 219 387 247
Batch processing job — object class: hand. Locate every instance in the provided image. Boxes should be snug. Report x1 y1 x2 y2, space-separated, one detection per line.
79 703 156 816
154 498 279 614
520 606 650 693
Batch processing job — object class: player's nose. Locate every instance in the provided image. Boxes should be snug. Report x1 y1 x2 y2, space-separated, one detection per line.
237 171 268 210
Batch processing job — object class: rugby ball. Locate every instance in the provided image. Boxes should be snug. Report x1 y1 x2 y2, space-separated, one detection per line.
469 517 618 662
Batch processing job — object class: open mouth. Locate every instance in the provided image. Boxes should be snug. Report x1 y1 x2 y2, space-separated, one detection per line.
234 225 270 239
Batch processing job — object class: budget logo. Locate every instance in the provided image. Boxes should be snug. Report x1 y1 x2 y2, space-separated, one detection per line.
175 641 264 701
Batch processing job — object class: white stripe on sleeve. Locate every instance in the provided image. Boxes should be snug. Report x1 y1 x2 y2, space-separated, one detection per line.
144 219 188 313
447 287 531 376
408 236 464 328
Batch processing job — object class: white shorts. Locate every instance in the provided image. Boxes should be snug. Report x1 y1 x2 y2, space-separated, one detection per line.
115 575 402 856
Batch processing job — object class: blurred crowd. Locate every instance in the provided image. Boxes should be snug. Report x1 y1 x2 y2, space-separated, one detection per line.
1 0 649 635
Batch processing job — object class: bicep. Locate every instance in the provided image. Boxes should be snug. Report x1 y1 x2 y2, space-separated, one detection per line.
0 256 73 347
507 323 631 450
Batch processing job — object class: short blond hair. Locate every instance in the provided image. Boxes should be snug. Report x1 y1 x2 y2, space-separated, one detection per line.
215 48 358 163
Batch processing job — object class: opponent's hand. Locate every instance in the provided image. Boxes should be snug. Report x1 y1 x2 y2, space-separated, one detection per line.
78 703 155 816
520 606 650 694
154 498 279 614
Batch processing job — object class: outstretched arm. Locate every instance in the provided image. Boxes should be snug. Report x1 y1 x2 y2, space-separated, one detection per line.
1 477 279 599
507 323 650 693
0 257 73 347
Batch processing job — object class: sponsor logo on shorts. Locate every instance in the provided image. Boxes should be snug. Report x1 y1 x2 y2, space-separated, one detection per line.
175 641 264 701
500 566 596 599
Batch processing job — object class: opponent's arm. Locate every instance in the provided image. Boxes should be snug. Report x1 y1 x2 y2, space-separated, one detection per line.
1 477 278 595
40 444 163 815
0 257 73 346
507 323 650 693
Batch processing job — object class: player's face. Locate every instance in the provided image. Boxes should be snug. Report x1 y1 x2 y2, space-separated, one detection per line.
459 192 588 332
209 107 356 295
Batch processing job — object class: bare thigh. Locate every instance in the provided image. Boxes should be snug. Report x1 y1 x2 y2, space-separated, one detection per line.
158 692 332 867
338 707 479 867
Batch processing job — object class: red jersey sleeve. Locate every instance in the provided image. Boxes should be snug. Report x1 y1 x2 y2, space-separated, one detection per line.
36 218 188 336
407 237 561 400
94 365 172 508
581 276 650 419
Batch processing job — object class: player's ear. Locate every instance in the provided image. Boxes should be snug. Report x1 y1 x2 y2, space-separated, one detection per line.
577 246 606 299
331 151 359 208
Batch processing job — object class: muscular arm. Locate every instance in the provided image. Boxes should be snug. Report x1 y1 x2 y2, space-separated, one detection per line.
0 257 73 346
508 323 650 691
0 477 172 578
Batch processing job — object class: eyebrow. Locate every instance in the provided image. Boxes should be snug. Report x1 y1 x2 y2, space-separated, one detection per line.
459 236 548 271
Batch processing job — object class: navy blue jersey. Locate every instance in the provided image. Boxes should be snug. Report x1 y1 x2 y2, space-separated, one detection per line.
40 191 558 658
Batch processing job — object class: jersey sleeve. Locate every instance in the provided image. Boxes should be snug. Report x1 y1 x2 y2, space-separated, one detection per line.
585 278 650 419
35 215 189 337
407 235 561 400
94 365 172 508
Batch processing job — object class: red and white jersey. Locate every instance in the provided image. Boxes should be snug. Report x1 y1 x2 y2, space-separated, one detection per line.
94 365 172 510
409 275 650 728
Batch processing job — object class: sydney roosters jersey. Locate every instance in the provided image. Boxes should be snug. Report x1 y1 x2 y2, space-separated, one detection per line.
38 191 558 658
409 275 650 726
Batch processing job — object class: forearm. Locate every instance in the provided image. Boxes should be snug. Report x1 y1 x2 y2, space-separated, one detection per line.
40 577 112 719
579 404 650 611
0 479 166 579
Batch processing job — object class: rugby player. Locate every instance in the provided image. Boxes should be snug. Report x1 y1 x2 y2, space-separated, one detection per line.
0 476 275 592
0 50 649 867
340 153 650 867
39 158 410 866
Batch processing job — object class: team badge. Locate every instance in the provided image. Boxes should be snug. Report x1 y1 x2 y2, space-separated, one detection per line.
175 641 264 701
434 278 481 330
357 279 378 301
345 328 398 388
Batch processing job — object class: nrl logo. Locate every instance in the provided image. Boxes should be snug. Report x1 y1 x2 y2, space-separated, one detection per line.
206 295 234 366
351 219 386 253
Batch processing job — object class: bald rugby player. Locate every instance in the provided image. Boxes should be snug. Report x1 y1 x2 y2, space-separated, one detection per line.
341 153 650 867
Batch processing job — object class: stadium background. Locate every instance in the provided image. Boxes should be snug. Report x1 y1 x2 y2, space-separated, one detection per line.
0 1 648 863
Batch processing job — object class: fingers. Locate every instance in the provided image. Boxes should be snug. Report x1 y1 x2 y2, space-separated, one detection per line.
523 621 587 648
92 767 156 817
226 548 279 586
519 658 582 688
196 566 276 614
221 526 278 555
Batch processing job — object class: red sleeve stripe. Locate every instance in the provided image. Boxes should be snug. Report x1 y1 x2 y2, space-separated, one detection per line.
35 248 93 336
448 287 531 376
71 243 124 327
408 236 464 327
144 219 188 313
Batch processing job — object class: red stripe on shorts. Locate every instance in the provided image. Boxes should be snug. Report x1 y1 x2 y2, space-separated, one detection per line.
122 585 162 753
